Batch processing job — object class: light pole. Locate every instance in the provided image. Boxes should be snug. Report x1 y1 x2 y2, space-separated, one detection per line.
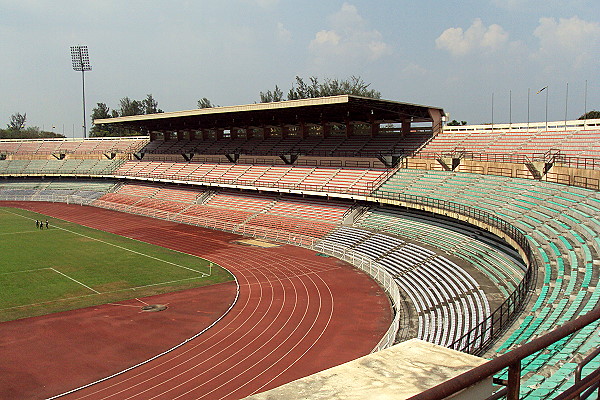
70 46 92 138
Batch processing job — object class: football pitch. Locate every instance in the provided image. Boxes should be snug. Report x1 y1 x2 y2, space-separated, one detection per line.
0 206 234 322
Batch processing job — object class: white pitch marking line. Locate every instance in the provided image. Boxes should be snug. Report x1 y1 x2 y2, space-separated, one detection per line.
136 298 150 306
0 267 53 275
49 267 100 294
2 208 209 277
0 276 206 312
0 230 41 235
53 225 208 277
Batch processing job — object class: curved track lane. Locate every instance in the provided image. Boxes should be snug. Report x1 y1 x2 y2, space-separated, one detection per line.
2 203 391 400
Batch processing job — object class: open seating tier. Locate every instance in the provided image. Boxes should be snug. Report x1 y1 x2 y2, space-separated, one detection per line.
0 179 118 203
92 183 350 241
205 192 276 211
375 168 600 395
0 137 148 155
114 161 388 194
320 226 491 348
0 159 125 176
245 214 336 239
418 128 600 159
355 208 525 299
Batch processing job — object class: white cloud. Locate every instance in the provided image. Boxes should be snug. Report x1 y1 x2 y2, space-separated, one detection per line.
309 3 391 65
312 30 341 47
436 18 509 56
276 22 291 43
533 16 600 68
401 63 427 77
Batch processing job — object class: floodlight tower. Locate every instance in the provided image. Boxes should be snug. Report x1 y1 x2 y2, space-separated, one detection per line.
70 46 92 138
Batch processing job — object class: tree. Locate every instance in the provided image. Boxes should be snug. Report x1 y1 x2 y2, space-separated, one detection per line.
7 112 26 131
141 94 163 114
91 103 111 120
90 103 114 136
89 94 164 137
579 111 600 120
272 75 381 102
447 120 468 126
197 97 215 109
259 85 284 103
0 126 64 139
119 97 143 117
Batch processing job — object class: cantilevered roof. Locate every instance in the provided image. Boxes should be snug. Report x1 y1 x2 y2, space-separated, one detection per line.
94 95 444 131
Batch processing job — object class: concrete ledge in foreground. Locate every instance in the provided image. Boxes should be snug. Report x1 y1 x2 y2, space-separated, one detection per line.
245 339 493 400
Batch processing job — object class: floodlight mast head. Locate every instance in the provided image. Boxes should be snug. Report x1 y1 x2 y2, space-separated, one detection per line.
70 46 92 71
70 45 91 138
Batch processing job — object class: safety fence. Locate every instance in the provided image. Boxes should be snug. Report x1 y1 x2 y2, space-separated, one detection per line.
0 194 95 206
1 184 530 356
88 200 402 352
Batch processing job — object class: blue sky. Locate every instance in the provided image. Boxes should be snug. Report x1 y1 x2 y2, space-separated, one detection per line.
1 0 599 137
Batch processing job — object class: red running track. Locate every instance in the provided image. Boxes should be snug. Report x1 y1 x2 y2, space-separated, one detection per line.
0 203 392 400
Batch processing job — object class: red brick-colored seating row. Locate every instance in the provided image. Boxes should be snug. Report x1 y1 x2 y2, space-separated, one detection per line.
0 137 148 155
93 181 350 241
114 161 388 194
205 192 276 212
419 129 600 159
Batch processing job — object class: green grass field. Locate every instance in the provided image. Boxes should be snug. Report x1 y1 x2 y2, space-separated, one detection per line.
0 207 234 322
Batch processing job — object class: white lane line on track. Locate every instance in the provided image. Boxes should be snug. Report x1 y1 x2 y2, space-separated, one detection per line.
165 253 301 400
244 273 335 398
102 251 331 400
39 212 339 400
200 262 313 400
205 254 336 400
135 298 150 306
50 268 100 294
67 248 296 400
85 249 278 400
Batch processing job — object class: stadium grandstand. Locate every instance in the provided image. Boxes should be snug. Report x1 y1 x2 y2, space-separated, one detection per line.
1 95 599 399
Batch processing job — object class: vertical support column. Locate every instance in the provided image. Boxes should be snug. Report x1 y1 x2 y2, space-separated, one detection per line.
150 131 158 141
189 130 196 141
345 119 353 137
402 119 411 137
164 131 171 141
370 122 379 137
507 361 521 400
177 131 184 141
322 122 331 138
300 122 308 139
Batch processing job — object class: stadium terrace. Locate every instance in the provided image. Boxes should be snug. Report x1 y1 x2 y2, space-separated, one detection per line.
0 95 599 399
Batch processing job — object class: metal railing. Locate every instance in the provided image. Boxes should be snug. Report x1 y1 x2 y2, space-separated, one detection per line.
0 194 95 205
415 150 600 171
370 189 537 355
313 241 402 352
2 177 536 357
90 201 402 352
408 306 600 400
